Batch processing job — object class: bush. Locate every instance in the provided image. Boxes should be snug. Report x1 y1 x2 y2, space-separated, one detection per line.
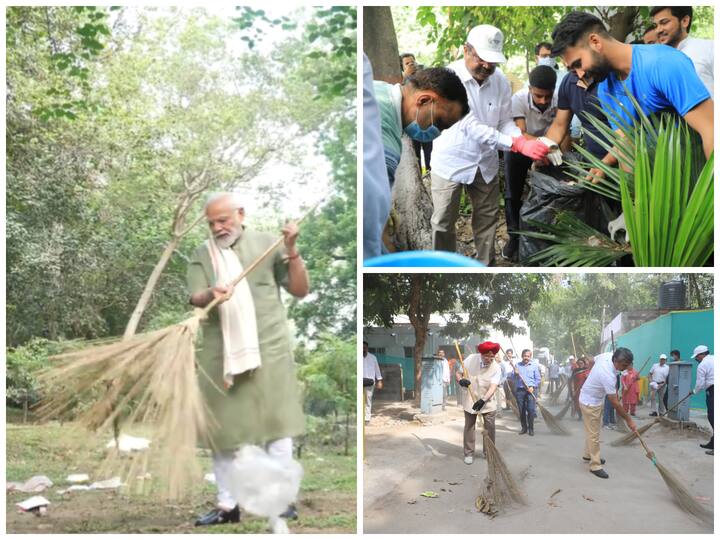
6 338 57 407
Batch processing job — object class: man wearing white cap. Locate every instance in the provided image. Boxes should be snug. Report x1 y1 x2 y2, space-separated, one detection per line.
648 354 669 416
692 345 714 454
430 25 552 265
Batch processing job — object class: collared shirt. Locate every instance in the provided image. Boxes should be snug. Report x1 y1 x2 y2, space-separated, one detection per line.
363 353 383 381
677 36 714 98
363 54 391 261
373 80 403 184
499 359 512 383
579 353 618 406
557 71 611 159
457 354 502 383
598 44 710 130
511 87 558 137
649 362 670 384
441 359 450 384
431 60 520 184
515 360 541 390
694 354 714 393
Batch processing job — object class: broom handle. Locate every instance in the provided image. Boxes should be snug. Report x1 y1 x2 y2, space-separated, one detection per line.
200 202 320 316
634 430 656 461
500 345 538 404
454 342 479 402
637 355 652 375
571 333 578 361
660 391 694 418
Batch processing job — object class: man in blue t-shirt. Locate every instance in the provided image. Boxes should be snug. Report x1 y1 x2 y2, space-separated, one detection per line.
550 11 713 181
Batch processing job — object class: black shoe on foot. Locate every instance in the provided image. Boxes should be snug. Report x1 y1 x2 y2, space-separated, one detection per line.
195 506 241 526
518 428 527 435
501 241 517 261
583 457 606 465
528 429 534 436
700 442 714 449
591 469 609 479
649 412 658 417
280 504 298 520
706 450 714 456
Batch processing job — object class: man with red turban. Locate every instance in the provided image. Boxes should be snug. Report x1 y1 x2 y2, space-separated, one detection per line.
456 341 502 464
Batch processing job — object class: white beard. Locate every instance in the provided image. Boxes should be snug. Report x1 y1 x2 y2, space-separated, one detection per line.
215 230 241 249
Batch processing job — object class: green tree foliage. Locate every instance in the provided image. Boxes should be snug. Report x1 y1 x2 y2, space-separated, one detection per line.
527 274 713 359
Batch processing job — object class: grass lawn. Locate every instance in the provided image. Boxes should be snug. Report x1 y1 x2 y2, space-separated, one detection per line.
6 415 356 533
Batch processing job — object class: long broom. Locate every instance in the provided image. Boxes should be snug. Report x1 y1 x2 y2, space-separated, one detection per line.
611 391 694 447
454 343 526 512
502 344 570 436
633 429 713 526
34 208 317 499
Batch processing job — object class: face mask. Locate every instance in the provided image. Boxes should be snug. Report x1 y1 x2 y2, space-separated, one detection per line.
404 101 441 143
538 57 556 68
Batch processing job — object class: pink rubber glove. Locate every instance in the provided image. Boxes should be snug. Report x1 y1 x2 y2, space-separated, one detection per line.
511 136 550 160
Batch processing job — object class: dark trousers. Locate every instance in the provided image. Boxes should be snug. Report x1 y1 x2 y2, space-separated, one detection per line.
707 385 714 448
503 151 533 249
412 139 433 171
602 395 616 425
516 388 535 431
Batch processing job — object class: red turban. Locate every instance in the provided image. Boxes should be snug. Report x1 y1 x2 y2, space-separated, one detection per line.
477 341 500 354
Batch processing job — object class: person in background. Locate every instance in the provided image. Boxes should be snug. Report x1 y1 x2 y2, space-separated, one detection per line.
401 52 434 174
642 24 658 44
648 354 669 416
437 349 451 411
514 349 541 436
503 348 517 408
621 364 640 416
400 52 417 81
651 6 713 97
362 54 391 261
502 65 560 261
363 341 383 424
579 348 637 479
571 357 590 419
692 345 714 455
494 352 509 415
548 357 561 395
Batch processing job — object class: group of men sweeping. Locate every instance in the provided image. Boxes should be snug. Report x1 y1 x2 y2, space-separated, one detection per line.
455 341 714 479
363 7 714 264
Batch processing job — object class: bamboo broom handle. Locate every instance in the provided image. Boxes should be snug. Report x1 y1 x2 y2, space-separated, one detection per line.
454 341 479 402
200 202 320 316
660 391 694 418
571 333 578 361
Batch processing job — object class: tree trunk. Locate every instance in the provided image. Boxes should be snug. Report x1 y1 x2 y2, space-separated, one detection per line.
407 275 430 404
344 411 350 456
122 236 180 339
363 7 402 84
602 7 640 42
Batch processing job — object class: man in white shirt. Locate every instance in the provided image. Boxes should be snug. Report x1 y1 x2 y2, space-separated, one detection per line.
362 341 383 423
430 25 551 265
692 345 714 454
652 6 714 98
579 349 637 478
648 354 670 416
437 349 451 411
548 359 561 395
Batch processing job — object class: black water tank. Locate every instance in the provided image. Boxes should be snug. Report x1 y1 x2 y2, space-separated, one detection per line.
658 281 686 310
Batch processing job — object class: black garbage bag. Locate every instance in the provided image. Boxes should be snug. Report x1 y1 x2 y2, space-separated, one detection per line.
518 154 614 261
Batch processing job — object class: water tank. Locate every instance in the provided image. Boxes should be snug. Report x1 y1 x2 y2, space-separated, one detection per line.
658 281 686 310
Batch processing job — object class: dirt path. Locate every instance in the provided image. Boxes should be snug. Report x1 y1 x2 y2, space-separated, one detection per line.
363 398 713 533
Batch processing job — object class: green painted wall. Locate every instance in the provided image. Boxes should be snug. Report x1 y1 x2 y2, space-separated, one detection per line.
377 355 415 391
613 309 713 410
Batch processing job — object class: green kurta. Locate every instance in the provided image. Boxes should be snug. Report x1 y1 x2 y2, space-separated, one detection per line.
186 227 305 451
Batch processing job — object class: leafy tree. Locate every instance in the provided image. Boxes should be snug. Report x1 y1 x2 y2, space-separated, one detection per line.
364 274 546 401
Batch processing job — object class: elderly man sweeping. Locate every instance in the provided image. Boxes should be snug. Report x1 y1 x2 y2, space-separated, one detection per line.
456 341 502 464
187 192 309 526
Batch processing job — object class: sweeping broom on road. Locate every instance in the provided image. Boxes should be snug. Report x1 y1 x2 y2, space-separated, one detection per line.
633 426 713 526
454 343 526 514
502 343 570 436
34 206 319 499
611 391 695 447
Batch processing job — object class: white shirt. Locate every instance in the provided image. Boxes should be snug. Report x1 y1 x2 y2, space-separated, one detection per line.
431 60 521 184
579 353 618 406
694 354 714 393
363 353 382 380
649 362 670 384
677 36 714 98
511 88 558 137
500 359 512 383
548 362 560 379
458 354 502 384
441 359 450 384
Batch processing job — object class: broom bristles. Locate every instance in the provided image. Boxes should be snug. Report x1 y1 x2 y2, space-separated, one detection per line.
654 461 713 527
34 315 212 500
555 399 572 420
537 402 571 435
482 431 527 509
610 420 658 447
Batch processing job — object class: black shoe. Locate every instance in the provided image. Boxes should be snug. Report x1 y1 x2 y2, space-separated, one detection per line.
501 241 517 261
583 457 606 465
700 442 714 449
649 412 658 417
195 506 240 526
280 504 298 520
591 469 609 479
528 429 534 436
706 450 714 456
519 428 527 435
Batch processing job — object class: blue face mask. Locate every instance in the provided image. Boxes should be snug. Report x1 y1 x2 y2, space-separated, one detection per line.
538 56 556 68
404 101 441 143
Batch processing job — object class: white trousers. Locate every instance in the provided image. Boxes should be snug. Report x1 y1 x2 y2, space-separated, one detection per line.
212 437 293 510
364 386 374 421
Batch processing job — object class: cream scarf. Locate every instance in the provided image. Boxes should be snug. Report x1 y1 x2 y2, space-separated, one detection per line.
206 238 262 388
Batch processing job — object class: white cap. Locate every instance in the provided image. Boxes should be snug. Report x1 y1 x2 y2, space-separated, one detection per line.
567 355 575 361
659 354 667 360
693 345 709 358
466 25 507 64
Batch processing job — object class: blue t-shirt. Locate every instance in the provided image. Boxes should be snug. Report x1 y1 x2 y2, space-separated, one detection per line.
598 44 710 130
557 71 611 159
